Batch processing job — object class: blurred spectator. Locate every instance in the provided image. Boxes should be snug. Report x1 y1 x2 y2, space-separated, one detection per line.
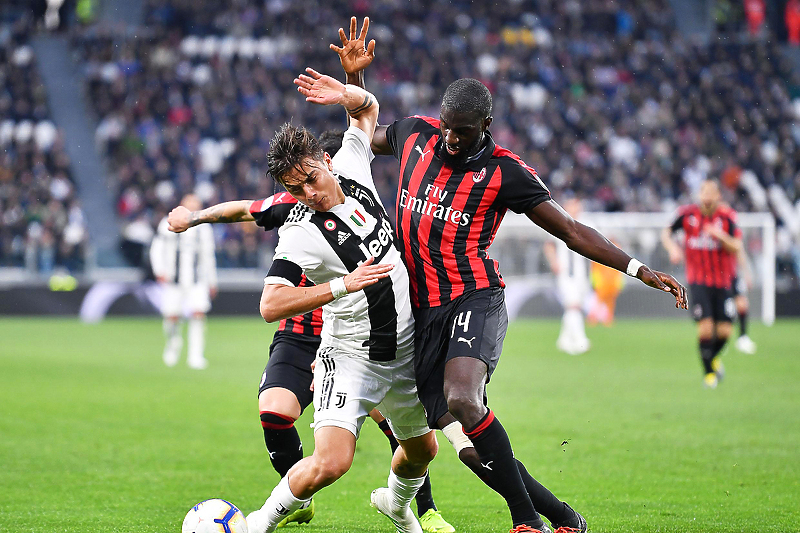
61 0 800 279
744 0 766 38
787 0 800 46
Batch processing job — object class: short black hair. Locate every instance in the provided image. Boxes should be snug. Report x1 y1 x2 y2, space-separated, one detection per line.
319 129 344 157
441 78 492 120
267 123 324 185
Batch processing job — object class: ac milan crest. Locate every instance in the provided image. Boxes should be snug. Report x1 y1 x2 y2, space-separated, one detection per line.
473 168 487 183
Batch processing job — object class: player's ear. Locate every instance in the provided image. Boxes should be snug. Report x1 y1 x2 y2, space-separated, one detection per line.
324 151 333 171
483 116 493 130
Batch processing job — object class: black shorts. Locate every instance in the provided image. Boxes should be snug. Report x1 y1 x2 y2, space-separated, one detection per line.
413 287 508 428
689 284 735 323
257 331 320 412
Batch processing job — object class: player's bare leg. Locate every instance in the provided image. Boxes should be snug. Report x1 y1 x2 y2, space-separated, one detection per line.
247 427 355 533
443 356 550 532
370 409 453 533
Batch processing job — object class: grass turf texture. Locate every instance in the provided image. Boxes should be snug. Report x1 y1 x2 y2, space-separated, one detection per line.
0 317 797 532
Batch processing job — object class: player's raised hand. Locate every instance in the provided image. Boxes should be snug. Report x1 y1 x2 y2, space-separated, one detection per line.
343 256 394 293
294 68 346 105
637 267 688 309
168 205 192 233
330 16 376 74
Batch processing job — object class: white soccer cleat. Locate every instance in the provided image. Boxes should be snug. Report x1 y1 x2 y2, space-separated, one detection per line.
556 336 590 356
188 357 208 370
735 335 757 355
370 488 422 533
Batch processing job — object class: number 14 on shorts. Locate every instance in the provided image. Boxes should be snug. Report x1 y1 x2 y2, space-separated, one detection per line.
451 311 474 347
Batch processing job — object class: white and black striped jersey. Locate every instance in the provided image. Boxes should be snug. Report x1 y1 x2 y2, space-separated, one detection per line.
264 126 415 361
150 218 217 287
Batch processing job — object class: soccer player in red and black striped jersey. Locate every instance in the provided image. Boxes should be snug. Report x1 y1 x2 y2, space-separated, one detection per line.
662 179 743 388
333 16 687 533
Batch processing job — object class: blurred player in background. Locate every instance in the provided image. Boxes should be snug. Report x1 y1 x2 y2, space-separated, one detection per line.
587 253 625 327
543 198 590 355
166 129 454 533
150 193 217 369
662 179 742 388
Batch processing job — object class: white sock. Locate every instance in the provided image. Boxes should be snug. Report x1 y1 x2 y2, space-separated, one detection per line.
162 319 182 363
564 308 587 342
388 470 425 512
260 476 309 529
188 317 205 363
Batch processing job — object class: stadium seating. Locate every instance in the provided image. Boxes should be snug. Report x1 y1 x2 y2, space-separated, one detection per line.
0 17 88 272
3 0 800 277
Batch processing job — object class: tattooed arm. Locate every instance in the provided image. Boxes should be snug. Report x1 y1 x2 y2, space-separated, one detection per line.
167 200 255 233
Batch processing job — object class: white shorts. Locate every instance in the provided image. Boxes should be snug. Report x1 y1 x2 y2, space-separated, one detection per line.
557 275 588 308
312 347 430 442
160 283 211 317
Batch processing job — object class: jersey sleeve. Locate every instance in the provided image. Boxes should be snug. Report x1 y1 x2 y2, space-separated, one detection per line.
669 207 687 233
496 158 552 214
331 126 375 188
386 117 425 160
727 215 742 238
263 225 322 287
250 193 298 231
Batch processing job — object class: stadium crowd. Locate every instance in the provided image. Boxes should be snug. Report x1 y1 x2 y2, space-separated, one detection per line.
2 0 800 279
0 16 88 272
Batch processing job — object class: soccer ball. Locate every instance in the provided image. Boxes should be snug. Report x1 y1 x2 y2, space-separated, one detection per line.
182 499 248 533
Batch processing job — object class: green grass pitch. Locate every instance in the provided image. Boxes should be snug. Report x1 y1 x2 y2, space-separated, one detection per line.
1 317 798 532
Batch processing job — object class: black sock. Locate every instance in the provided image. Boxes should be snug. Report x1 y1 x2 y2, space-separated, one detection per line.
415 472 436 515
515 459 571 524
377 419 400 453
379 420 436 513
713 337 727 357
464 410 541 528
260 411 303 477
699 339 715 374
739 312 748 337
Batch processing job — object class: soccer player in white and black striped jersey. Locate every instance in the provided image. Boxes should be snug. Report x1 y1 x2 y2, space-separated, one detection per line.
244 69 438 533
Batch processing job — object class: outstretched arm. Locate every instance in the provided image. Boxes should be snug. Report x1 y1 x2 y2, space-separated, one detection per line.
294 68 379 142
330 16 393 155
527 200 688 309
168 201 254 233
260 257 393 322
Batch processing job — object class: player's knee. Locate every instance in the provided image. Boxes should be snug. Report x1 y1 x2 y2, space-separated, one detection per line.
716 323 732 339
445 391 483 425
413 432 438 464
309 454 352 487
258 389 302 419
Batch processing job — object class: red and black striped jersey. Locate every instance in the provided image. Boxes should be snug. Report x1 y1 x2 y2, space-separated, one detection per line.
250 193 323 336
669 203 741 288
386 116 551 308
